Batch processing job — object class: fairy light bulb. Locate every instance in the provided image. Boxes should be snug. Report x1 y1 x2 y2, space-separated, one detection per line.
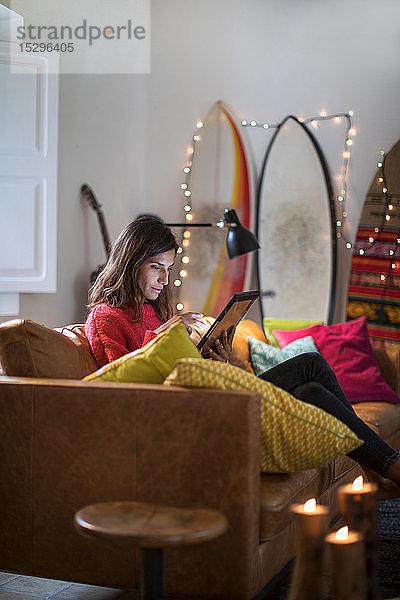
346 139 353 146
388 204 393 210
311 120 318 128
348 110 354 116
336 220 342 227
390 250 394 256
188 147 194 155
241 120 247 126
183 230 191 238
359 249 365 255
382 187 387 193
378 177 384 183
343 151 350 159
263 123 269 129
392 263 396 269
184 204 191 212
184 190 191 197
374 227 379 233
343 211 347 217
369 237 374 243
386 215 391 221
186 213 193 221
177 246 183 254
183 167 191 174
250 121 257 127
338 195 344 202
176 302 184 311
381 274 386 281
180 269 187 277
180 183 188 190
193 135 200 142
380 150 385 156
182 256 189 264
349 128 357 136
196 121 203 128
377 162 383 168
182 239 189 247
346 242 352 249
320 111 327 117
335 116 341 123
174 279 182 287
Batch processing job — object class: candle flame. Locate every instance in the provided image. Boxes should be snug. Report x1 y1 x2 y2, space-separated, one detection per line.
335 526 349 540
352 475 364 491
303 498 317 513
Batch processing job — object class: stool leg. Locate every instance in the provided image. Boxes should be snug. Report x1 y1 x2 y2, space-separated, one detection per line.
141 547 163 600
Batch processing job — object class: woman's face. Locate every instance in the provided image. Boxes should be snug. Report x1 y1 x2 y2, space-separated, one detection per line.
137 249 175 301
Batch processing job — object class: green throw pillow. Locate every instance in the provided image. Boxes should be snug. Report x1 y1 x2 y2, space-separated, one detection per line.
263 318 324 348
248 335 319 375
84 322 202 384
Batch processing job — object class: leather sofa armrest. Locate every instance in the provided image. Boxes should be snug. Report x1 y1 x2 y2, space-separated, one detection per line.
0 376 261 595
373 347 400 395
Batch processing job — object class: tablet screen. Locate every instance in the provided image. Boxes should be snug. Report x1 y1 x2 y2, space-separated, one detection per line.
197 290 260 355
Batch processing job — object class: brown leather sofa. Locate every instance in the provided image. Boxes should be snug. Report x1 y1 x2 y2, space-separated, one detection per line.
0 318 399 600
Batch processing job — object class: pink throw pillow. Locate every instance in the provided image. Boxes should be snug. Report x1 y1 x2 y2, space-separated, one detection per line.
273 317 400 404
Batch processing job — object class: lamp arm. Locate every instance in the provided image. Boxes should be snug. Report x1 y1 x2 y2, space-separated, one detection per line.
166 222 214 227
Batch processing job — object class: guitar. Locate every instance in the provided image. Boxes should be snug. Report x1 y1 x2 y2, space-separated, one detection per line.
81 184 112 284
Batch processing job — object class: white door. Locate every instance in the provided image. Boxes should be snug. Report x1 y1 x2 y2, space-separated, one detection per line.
0 5 58 315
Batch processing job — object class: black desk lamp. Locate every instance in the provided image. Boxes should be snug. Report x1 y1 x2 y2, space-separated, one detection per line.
167 208 260 259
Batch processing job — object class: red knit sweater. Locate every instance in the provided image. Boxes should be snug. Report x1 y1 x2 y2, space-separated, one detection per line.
85 303 164 367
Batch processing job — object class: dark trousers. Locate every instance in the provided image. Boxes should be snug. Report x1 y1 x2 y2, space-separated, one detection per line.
258 352 400 477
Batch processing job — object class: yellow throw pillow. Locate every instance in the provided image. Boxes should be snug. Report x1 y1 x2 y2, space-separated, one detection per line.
164 358 362 473
84 322 202 384
263 318 324 348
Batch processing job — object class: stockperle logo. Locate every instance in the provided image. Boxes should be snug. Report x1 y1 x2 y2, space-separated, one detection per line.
9 0 150 74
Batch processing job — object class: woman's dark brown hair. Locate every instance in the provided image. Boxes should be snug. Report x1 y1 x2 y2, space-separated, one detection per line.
88 216 179 322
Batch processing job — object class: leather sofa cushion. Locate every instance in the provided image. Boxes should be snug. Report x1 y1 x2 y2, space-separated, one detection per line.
354 401 400 440
0 319 98 379
259 465 331 541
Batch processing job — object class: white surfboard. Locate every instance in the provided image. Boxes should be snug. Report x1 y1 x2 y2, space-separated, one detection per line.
257 116 336 323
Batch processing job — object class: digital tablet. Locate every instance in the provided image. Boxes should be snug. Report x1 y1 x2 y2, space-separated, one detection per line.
196 290 260 356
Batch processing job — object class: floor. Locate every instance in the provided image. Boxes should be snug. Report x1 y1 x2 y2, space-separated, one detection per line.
0 572 141 600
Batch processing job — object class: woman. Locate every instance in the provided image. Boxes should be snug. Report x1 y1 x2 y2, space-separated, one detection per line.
85 215 207 367
86 215 400 496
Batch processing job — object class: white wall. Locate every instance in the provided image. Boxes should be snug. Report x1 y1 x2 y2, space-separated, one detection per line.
3 0 400 326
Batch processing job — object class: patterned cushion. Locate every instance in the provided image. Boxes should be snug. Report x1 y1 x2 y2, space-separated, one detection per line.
248 335 318 375
84 322 202 384
165 359 362 473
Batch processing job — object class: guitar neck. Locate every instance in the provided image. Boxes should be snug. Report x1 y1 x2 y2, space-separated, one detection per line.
96 211 111 257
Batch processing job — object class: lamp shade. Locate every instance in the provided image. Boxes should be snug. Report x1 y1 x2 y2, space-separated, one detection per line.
224 209 260 259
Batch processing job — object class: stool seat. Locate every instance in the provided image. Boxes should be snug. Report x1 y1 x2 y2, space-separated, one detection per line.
74 501 228 548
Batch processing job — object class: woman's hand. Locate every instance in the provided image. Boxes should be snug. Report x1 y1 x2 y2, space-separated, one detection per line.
202 327 235 363
153 312 204 336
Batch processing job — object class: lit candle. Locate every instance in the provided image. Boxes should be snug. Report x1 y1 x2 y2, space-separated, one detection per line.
326 525 366 599
337 475 380 600
288 498 329 600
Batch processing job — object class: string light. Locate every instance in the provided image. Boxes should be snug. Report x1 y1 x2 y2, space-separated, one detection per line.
174 279 182 287
176 302 184 311
241 110 355 247
354 150 400 307
182 256 190 264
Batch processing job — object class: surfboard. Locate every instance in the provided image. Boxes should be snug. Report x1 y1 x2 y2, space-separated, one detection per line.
172 101 255 317
256 115 336 324
347 140 400 349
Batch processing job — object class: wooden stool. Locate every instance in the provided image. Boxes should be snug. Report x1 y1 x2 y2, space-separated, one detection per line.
74 501 228 600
